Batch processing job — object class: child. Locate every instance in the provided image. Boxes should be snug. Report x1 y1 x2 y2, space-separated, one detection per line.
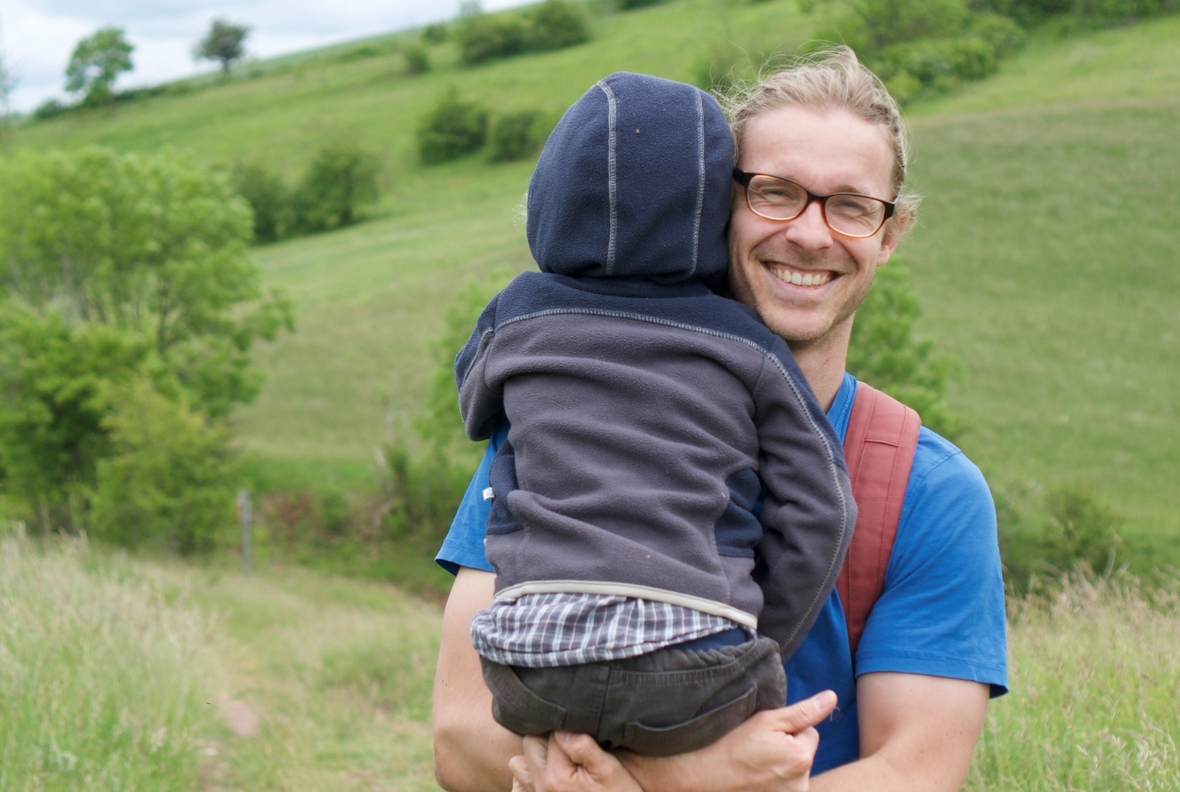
455 72 855 756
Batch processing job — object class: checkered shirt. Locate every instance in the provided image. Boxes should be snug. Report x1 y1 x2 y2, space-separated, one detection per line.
469 592 741 668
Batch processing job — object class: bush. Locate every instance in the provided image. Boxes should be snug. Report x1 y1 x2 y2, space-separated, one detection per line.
0 309 150 532
527 0 591 51
616 0 667 9
421 22 449 44
292 143 382 232
997 484 1124 589
90 383 236 555
969 11 1025 59
33 98 69 120
457 13 528 64
488 110 544 162
416 87 490 165
230 162 291 243
876 35 999 94
403 41 431 75
846 262 964 439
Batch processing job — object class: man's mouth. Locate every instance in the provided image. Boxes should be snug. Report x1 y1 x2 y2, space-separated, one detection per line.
768 264 834 288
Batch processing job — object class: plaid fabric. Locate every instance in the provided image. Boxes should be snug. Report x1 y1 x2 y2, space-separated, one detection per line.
470 592 740 668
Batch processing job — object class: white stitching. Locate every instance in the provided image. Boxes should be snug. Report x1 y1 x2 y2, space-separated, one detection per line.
597 79 618 275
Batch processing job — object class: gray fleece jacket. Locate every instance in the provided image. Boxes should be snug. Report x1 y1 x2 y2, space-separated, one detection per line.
454 73 855 656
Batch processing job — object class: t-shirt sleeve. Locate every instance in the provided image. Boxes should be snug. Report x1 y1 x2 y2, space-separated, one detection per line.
855 430 1009 696
434 424 507 575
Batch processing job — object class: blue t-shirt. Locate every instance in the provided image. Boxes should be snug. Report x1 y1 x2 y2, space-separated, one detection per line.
436 373 1008 774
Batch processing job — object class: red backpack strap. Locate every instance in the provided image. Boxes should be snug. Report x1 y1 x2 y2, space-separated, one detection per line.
837 382 921 659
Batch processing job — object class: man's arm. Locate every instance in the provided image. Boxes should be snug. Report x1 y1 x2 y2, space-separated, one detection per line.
811 672 989 792
563 673 986 792
433 567 522 792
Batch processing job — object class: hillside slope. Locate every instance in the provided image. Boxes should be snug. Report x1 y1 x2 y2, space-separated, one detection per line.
3 4 1177 550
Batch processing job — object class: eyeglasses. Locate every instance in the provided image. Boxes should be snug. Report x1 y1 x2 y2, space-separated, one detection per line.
732 168 896 239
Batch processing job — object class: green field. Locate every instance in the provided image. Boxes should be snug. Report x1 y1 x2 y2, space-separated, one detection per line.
5 531 1177 789
0 531 440 790
4 3 1178 556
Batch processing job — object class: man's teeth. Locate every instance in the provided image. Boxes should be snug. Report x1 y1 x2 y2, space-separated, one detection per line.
773 268 832 287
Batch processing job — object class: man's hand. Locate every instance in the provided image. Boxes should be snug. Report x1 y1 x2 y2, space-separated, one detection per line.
621 690 837 792
512 733 646 792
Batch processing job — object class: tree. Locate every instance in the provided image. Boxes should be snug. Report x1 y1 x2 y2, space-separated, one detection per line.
194 18 250 75
0 147 291 538
65 27 134 106
0 50 16 117
292 143 382 232
0 146 293 418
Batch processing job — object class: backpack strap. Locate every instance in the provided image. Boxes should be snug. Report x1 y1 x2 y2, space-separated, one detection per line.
837 382 921 660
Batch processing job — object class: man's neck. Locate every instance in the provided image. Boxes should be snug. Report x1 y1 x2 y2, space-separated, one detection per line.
787 318 853 412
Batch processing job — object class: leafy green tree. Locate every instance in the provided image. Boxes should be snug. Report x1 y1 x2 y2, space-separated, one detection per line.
292 143 382 232
194 18 250 75
416 87 489 164
0 50 16 117
0 147 293 417
488 110 544 162
403 40 431 75
230 161 292 243
457 11 528 64
0 308 150 531
846 262 963 439
65 27 134 106
527 0 591 51
90 381 235 555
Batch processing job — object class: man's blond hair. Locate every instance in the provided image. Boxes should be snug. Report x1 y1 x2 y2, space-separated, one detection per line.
724 46 919 232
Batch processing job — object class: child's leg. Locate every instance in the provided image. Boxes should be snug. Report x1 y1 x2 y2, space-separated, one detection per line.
479 633 785 757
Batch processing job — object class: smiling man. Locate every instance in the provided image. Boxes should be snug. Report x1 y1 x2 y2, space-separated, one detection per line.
433 47 1007 792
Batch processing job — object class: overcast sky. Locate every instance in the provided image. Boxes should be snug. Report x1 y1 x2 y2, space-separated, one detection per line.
1 0 534 112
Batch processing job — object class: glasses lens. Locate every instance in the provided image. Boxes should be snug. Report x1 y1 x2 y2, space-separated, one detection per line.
746 175 807 221
824 194 887 237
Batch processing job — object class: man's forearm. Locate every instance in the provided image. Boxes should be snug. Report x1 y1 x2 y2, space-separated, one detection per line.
433 568 522 792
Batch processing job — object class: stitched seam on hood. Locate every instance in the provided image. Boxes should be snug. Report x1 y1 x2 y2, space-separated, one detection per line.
690 90 705 279
597 79 618 276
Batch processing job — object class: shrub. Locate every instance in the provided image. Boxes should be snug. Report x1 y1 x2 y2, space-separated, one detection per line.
457 13 528 64
417 87 490 164
616 0 667 9
33 98 69 120
230 161 291 243
527 0 591 51
403 40 431 74
421 22 449 44
90 383 236 555
292 142 382 232
846 262 963 439
969 11 1025 59
997 484 1124 589
488 110 544 162
0 309 150 532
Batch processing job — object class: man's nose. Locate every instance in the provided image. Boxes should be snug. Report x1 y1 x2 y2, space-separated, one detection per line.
782 199 833 249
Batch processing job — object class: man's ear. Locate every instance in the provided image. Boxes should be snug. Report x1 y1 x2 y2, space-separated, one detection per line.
876 215 907 267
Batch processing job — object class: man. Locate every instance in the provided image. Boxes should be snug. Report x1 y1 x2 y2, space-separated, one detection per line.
433 47 1007 792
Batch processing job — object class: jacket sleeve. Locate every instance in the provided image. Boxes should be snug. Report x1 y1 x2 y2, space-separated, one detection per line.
454 292 505 441
751 343 856 659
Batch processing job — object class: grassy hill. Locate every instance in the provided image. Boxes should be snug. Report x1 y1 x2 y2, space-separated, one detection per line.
3 2 1178 559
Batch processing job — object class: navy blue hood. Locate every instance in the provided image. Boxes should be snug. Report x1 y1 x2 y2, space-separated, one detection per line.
526 72 734 284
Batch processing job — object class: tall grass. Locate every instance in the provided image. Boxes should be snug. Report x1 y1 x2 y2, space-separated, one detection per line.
0 529 221 791
968 573 1180 789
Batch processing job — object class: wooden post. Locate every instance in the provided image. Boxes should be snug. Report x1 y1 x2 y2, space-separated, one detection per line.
237 488 252 576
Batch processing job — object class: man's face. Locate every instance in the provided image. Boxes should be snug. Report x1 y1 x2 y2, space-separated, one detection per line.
728 105 902 349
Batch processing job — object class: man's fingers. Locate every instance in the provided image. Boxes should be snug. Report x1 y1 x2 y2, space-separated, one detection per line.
553 732 612 769
521 735 550 792
763 690 839 732
510 755 535 792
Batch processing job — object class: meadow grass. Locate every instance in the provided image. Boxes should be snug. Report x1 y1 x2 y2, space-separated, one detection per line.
967 573 1180 790
0 528 443 791
0 529 221 791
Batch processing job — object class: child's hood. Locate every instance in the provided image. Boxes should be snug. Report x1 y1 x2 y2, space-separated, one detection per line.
526 72 734 284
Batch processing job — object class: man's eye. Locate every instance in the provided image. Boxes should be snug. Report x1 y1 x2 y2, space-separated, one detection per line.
829 197 874 217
